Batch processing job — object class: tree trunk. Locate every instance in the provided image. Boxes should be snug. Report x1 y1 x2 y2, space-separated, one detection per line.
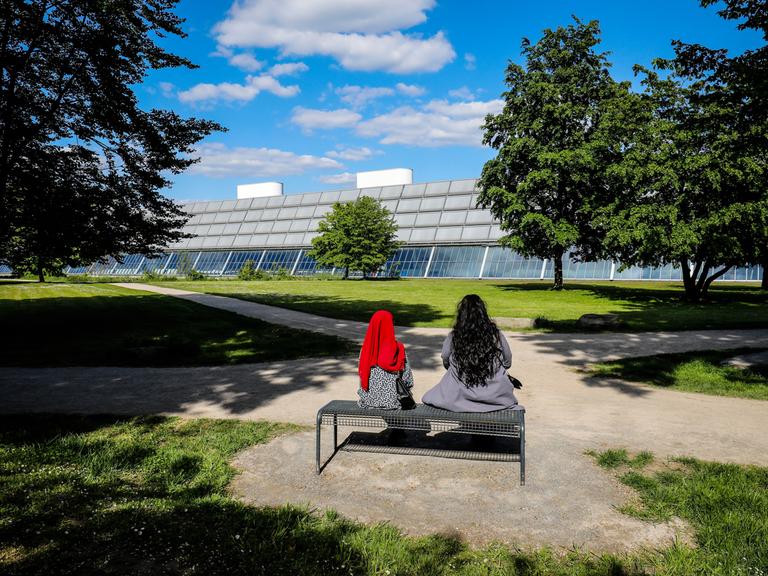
761 257 767 290
37 262 45 283
552 251 563 290
343 266 349 279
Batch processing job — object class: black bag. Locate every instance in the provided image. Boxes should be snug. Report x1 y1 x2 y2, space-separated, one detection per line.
507 374 523 389
395 375 416 409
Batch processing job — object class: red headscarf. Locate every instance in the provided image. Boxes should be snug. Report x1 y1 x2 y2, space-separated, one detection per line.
358 310 406 391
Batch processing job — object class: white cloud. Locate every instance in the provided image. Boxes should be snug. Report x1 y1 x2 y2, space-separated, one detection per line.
447 86 475 100
211 45 264 71
178 74 299 104
335 85 395 108
291 107 362 130
464 53 476 70
270 62 309 76
213 0 454 73
188 143 342 178
395 82 426 97
319 172 357 185
356 98 504 147
326 146 377 161
159 82 176 97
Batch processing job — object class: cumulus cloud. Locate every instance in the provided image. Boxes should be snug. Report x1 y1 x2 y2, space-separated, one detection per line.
447 86 476 100
188 143 342 178
291 107 362 130
319 172 357 185
213 0 455 73
270 62 309 76
335 85 395 108
395 82 426 96
356 98 504 147
158 82 176 97
211 45 264 71
178 74 300 104
464 53 476 70
325 146 378 161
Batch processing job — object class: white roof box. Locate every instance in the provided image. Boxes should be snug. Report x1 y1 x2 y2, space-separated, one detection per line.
356 168 412 189
237 182 283 199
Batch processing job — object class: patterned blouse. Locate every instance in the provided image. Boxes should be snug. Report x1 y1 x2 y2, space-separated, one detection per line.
357 357 414 410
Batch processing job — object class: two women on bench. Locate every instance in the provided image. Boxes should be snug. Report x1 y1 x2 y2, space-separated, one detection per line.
357 294 520 412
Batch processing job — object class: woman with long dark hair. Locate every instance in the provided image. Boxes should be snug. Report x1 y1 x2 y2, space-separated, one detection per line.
357 310 414 409
423 294 519 412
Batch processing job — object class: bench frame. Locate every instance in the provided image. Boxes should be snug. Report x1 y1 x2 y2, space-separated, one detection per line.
316 400 525 485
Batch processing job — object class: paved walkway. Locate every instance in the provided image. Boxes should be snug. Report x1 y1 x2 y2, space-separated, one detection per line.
3 283 768 550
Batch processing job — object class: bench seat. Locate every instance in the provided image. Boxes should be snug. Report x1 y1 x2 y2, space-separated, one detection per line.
316 400 525 485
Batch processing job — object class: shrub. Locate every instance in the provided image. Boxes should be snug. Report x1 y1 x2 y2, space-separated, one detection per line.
237 259 257 280
186 269 205 281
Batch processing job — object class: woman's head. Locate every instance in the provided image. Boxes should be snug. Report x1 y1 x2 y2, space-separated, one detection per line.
452 294 501 387
358 310 405 390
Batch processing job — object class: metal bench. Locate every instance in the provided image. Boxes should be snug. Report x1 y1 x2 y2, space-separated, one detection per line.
316 400 525 485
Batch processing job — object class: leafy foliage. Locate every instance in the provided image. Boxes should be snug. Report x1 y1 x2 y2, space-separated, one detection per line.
0 0 223 281
597 0 768 301
308 196 400 278
478 18 637 289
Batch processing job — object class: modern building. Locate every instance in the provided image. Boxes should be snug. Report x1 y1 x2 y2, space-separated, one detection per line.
64 170 764 282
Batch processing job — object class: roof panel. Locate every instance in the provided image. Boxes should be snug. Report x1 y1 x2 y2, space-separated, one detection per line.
301 192 323 205
409 228 436 242
461 225 491 240
401 183 426 198
282 194 302 206
420 197 445 211
448 179 477 193
380 185 404 199
415 212 440 227
435 227 463 241
267 195 285 208
424 181 450 196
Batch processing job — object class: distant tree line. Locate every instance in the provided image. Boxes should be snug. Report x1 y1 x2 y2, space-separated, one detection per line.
480 0 768 300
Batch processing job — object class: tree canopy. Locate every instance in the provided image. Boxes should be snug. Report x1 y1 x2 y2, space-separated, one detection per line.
0 0 223 280
598 0 768 300
308 196 400 279
478 18 635 289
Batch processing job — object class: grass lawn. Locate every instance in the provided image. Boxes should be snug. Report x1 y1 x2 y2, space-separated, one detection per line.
0 282 354 367
591 448 768 576
149 278 768 331
2 416 767 575
587 348 768 400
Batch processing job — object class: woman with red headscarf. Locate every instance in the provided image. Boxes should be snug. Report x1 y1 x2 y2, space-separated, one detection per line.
357 310 414 409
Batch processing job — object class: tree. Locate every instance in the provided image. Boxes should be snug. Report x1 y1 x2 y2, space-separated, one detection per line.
0 0 223 281
308 196 400 279
598 1 768 301
668 0 768 289
478 18 635 290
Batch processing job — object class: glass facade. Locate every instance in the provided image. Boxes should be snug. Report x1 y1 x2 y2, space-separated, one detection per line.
224 251 264 275
259 250 300 273
483 247 543 279
427 246 485 278
382 247 432 278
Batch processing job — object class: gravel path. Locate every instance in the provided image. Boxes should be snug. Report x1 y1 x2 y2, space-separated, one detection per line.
3 283 767 550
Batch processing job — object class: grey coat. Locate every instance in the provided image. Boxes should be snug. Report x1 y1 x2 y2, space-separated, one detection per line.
422 330 520 412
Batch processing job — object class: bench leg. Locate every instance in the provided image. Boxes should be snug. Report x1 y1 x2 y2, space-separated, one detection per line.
316 411 322 475
520 419 526 486
333 413 338 450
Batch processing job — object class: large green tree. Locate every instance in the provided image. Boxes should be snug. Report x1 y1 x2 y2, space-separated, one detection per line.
0 0 223 281
599 1 768 301
478 18 635 289
669 0 768 289
308 196 400 279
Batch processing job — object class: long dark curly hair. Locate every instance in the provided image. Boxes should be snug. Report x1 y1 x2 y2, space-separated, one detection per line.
451 294 502 387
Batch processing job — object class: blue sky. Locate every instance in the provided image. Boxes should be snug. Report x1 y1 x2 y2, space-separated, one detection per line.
143 0 763 201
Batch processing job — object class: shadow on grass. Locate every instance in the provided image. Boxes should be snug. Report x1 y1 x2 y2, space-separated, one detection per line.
219 290 448 328
1 414 646 576
0 291 357 368
492 282 768 332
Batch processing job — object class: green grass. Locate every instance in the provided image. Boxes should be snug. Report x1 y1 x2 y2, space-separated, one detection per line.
3 416 768 575
588 348 768 400
592 449 768 575
148 278 768 331
0 282 355 367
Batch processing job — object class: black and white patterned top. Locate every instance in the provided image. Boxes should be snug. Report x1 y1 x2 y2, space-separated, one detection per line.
357 357 414 410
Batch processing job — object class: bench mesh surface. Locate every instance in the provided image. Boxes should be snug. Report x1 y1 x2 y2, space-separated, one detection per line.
318 400 523 437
